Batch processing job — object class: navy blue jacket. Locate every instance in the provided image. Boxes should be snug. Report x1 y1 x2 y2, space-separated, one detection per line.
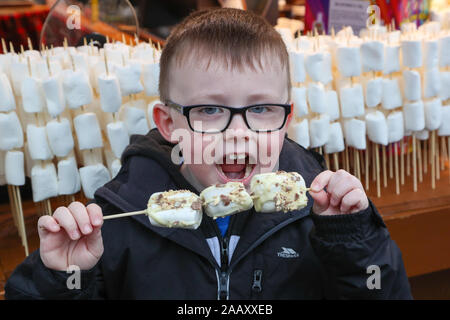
5 129 412 299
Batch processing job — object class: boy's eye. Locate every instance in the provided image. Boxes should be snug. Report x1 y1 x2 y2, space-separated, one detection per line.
248 106 268 113
198 107 222 115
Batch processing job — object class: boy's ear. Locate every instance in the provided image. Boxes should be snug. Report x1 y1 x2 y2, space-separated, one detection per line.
286 103 294 127
153 103 178 143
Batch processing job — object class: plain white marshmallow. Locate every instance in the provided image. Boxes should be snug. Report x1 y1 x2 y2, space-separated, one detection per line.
424 98 442 131
289 51 306 83
325 90 340 121
0 111 23 151
309 114 330 148
291 119 309 149
124 105 150 135
339 84 365 118
46 118 74 157
305 52 332 84
107 121 129 158
79 164 111 199
115 62 144 96
26 124 53 160
325 122 345 154
42 75 65 117
438 106 450 136
365 111 388 146
361 41 384 72
62 70 93 109
336 46 361 77
440 72 450 101
73 113 103 150
344 118 366 149
439 35 450 68
5 151 25 186
382 78 402 110
423 67 441 98
21 76 46 113
57 157 81 195
291 86 308 117
142 63 160 97
0 73 16 112
365 77 382 108
415 130 429 140
98 73 122 113
401 40 422 68
307 82 327 114
403 100 425 132
423 39 439 69
383 45 400 74
402 70 421 101
387 111 404 143
31 163 58 202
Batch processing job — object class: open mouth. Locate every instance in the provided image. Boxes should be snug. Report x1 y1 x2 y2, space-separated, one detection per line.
216 154 257 184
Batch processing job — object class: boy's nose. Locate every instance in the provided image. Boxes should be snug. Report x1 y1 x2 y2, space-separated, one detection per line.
226 114 250 140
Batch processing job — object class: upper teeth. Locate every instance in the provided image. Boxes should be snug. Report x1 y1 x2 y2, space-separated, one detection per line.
229 154 246 160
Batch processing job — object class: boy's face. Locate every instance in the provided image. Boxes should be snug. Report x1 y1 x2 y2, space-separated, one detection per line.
155 56 291 191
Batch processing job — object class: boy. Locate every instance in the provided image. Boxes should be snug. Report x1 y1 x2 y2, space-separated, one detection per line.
6 8 412 299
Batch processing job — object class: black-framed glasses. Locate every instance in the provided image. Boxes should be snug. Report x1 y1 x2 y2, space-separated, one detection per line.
165 100 292 133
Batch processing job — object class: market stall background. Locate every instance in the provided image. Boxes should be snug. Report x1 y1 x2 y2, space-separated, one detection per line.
0 0 450 299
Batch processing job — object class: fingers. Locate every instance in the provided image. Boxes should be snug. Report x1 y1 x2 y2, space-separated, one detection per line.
53 206 81 240
86 203 103 228
310 170 334 192
327 170 363 207
68 202 93 235
37 215 60 238
51 202 104 241
340 188 369 213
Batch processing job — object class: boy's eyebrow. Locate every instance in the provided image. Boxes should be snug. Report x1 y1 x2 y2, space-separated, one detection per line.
188 93 284 106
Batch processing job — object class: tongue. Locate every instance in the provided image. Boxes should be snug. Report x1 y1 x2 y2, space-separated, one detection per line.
221 164 246 179
221 164 246 172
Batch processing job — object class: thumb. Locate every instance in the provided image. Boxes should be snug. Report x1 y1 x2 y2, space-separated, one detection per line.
85 226 104 260
310 189 330 215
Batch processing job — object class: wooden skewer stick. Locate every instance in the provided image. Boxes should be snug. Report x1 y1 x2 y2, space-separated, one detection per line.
442 136 448 170
424 139 428 174
333 153 339 171
389 143 393 179
382 145 387 188
27 37 33 50
431 131 436 189
394 142 400 195
401 139 405 185
417 138 423 183
413 134 417 192
448 136 450 184
13 185 29 256
1 38 7 53
436 136 440 180
345 146 350 172
407 137 411 177
103 209 147 220
365 142 369 191
375 144 381 198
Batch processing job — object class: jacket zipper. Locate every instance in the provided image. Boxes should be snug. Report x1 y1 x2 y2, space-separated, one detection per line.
218 236 229 300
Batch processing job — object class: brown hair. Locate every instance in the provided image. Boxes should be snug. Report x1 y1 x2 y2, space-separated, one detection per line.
159 8 291 103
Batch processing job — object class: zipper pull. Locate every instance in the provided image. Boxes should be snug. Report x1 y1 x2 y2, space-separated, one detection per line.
221 237 229 269
252 269 263 293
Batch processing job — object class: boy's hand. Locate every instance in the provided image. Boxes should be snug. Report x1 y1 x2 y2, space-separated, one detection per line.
309 170 369 215
37 202 104 271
